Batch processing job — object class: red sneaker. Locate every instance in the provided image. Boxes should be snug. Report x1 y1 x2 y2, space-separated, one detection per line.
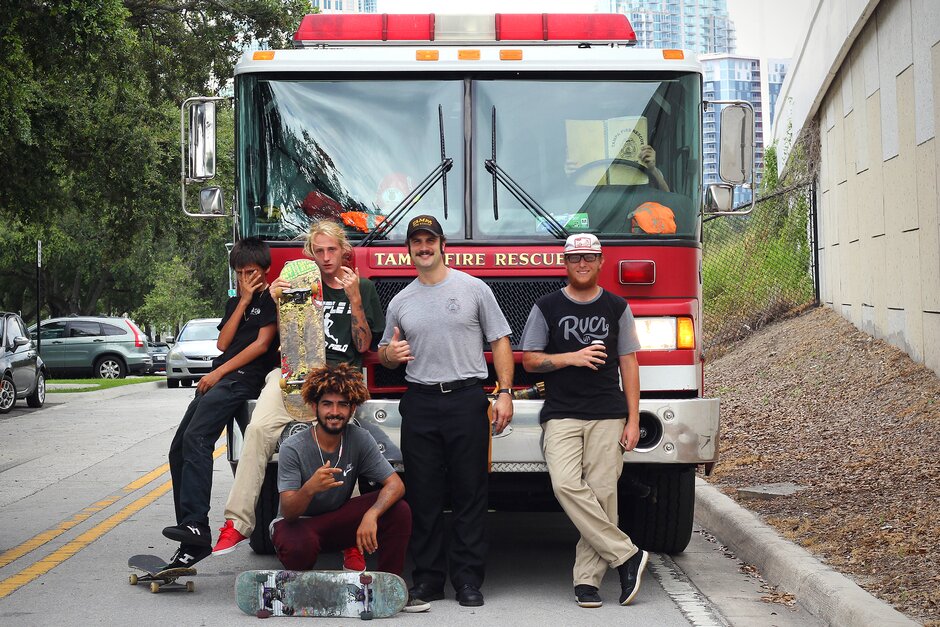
212 520 248 556
343 547 366 571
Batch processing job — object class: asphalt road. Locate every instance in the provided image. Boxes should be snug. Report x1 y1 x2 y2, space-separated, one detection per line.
0 383 821 626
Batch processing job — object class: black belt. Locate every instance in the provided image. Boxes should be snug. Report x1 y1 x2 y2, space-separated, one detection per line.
408 378 484 394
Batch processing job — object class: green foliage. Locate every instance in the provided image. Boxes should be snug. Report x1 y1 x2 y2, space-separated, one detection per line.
0 0 307 323
134 256 213 332
703 144 815 348
47 376 164 392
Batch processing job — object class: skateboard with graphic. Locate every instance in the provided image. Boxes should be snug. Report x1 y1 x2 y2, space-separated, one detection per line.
275 259 326 421
128 554 196 593
235 570 408 619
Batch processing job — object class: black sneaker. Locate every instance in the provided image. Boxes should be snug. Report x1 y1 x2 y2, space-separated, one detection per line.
574 584 603 608
617 549 649 606
408 583 444 602
166 543 211 569
402 594 431 613
163 522 212 546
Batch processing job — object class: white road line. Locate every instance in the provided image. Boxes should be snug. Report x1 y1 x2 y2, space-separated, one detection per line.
648 552 729 627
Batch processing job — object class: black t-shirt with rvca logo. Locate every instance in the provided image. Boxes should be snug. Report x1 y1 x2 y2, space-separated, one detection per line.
322 278 385 367
212 289 278 394
520 288 641 422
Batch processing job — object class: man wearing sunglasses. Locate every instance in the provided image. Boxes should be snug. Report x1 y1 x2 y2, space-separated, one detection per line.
519 233 648 609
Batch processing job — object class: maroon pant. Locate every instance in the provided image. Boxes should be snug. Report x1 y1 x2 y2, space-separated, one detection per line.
272 492 411 575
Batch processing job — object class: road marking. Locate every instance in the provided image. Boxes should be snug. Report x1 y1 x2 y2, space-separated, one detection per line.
0 445 225 598
0 463 171 569
648 552 728 627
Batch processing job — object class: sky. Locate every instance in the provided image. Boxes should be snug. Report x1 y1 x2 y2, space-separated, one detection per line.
374 0 815 61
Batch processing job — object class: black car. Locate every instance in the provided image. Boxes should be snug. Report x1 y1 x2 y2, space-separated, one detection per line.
148 342 170 375
1 312 47 413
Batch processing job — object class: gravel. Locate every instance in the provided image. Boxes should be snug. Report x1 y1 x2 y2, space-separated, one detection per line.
704 306 939 625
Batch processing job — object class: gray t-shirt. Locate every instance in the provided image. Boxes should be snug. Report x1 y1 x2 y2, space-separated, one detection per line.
276 424 394 517
379 269 511 384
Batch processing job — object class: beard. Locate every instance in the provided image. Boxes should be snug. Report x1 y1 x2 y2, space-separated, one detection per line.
318 413 348 435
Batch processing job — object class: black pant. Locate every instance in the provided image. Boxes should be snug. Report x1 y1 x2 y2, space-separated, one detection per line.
400 384 490 591
169 379 256 527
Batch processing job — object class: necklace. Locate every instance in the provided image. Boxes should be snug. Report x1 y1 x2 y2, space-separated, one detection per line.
312 423 344 467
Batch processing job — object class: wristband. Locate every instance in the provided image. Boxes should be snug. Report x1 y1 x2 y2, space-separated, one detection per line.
496 388 512 396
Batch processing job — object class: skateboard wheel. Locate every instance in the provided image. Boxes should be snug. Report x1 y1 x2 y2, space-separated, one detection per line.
274 288 283 300
186 581 195 593
279 378 287 390
257 609 272 619
129 574 138 585
359 610 373 621
359 574 373 585
150 582 160 593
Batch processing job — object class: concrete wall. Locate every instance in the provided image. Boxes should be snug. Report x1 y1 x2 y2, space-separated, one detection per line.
772 0 940 375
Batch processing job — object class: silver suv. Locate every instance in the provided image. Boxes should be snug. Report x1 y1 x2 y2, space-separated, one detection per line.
30 316 151 379
165 318 222 389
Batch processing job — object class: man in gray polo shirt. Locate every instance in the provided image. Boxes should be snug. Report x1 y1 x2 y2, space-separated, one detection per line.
378 214 514 607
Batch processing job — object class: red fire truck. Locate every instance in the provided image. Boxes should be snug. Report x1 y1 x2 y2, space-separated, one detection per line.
182 12 754 555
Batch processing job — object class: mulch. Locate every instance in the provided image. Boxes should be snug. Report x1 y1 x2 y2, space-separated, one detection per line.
703 306 940 624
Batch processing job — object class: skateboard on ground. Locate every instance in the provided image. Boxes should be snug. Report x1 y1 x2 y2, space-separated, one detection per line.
275 259 326 421
128 554 196 594
235 570 407 619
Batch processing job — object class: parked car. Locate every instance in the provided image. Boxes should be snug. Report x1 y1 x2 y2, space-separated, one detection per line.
29 316 151 379
1 312 47 413
148 342 170 375
165 318 222 389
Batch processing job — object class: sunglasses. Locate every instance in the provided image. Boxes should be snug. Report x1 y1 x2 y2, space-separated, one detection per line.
565 253 599 263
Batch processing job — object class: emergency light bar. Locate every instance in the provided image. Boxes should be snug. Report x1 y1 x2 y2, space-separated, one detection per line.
293 13 636 47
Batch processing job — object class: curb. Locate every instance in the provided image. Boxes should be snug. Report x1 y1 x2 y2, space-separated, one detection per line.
694 478 918 627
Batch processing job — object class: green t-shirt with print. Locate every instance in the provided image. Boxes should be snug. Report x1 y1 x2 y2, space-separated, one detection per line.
322 277 385 367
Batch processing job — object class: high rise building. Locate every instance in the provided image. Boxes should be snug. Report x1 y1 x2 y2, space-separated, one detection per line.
701 54 766 203
596 0 736 54
310 0 375 12
765 58 790 130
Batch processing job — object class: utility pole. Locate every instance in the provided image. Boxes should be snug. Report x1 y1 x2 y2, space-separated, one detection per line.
36 240 42 355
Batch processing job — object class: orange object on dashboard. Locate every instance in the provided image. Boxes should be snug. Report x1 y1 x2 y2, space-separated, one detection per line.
629 201 677 234
342 211 386 233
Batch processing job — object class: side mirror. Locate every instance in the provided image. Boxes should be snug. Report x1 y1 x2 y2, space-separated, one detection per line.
166 336 176 345
705 184 735 213
181 96 227 218
199 187 225 215
718 103 754 185
188 101 217 181
13 336 30 349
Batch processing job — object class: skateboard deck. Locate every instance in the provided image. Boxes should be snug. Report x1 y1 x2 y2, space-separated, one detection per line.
128 554 196 593
235 570 407 619
276 259 326 420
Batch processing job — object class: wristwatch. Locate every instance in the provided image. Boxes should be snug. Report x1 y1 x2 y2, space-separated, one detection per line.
496 388 512 396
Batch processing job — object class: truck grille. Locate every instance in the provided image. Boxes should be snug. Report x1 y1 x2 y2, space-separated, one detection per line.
373 277 566 348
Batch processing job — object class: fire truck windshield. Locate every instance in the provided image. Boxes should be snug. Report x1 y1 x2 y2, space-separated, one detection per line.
236 73 701 243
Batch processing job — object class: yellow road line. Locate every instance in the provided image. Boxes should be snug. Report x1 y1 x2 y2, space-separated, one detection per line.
0 445 226 599
0 464 172 569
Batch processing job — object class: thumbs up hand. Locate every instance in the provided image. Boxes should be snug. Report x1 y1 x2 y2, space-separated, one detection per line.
384 326 414 365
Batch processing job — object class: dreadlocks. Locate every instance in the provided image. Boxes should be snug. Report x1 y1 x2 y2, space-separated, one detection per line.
301 363 370 407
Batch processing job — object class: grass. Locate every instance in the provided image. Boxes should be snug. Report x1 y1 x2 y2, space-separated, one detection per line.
46 376 164 393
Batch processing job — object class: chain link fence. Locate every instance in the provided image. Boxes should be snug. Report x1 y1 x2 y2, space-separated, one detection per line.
702 179 818 352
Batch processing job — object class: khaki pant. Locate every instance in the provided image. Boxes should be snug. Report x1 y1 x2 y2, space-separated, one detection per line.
223 368 300 537
542 417 638 588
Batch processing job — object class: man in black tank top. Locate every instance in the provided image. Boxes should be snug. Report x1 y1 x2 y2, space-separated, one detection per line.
519 233 649 609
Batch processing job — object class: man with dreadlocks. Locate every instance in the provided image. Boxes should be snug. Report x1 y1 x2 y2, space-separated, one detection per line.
270 364 430 613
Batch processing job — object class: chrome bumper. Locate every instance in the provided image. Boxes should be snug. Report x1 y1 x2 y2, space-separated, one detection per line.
228 397 719 467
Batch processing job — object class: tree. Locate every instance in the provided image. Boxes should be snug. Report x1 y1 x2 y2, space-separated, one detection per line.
134 256 212 335
0 0 308 321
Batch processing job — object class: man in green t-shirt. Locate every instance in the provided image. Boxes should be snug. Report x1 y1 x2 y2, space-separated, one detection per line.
212 220 385 568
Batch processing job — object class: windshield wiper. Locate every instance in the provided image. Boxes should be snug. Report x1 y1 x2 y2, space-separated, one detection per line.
484 106 569 240
360 105 453 247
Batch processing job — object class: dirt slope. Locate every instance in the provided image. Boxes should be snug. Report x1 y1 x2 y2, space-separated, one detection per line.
704 306 939 624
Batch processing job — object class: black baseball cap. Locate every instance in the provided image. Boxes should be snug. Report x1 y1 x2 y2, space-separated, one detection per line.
406 214 444 239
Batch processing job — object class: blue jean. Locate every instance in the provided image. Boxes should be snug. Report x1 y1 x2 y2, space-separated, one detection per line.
169 378 256 527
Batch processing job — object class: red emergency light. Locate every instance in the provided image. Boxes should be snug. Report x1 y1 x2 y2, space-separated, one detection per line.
293 13 635 46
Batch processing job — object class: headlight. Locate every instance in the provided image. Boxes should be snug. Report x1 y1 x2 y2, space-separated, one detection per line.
634 317 695 350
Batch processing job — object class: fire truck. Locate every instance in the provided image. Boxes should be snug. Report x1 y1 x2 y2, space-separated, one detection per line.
181 12 754 555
